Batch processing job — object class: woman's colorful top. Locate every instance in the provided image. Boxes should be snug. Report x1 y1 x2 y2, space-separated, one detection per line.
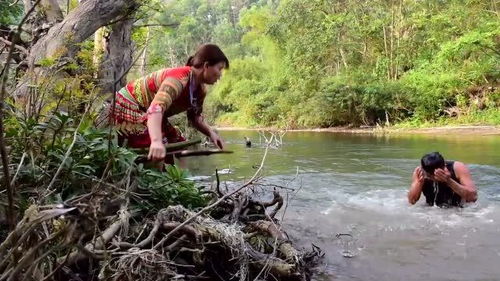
105 66 206 134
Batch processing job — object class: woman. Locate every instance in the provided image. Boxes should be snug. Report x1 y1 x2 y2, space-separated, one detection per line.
98 44 227 163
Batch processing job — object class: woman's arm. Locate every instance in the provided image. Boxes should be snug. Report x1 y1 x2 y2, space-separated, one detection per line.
146 109 165 161
147 78 184 161
189 114 224 149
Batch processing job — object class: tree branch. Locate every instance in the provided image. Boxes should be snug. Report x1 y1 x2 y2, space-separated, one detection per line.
9 0 21 6
0 37 28 55
133 23 179 28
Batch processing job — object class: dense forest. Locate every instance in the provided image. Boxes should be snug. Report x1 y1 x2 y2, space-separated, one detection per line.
133 0 499 128
1 0 499 129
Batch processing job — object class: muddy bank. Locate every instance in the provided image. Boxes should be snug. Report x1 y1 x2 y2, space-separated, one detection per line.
216 125 500 136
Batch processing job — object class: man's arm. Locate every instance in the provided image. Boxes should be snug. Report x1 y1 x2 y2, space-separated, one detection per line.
435 162 477 202
408 166 425 205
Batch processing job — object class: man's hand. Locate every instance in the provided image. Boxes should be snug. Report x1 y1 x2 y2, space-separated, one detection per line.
434 168 451 183
409 166 425 204
210 132 224 150
148 140 166 161
413 166 425 184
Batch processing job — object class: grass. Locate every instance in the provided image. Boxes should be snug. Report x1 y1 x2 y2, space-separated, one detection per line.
393 108 500 129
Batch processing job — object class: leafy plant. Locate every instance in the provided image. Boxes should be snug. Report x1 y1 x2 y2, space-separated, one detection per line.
2 109 207 214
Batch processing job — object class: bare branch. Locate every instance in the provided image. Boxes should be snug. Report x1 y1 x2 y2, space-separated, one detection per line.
133 23 179 28
9 0 20 6
0 37 28 55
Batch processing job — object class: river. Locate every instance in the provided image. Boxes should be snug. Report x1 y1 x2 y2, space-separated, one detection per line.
186 130 500 281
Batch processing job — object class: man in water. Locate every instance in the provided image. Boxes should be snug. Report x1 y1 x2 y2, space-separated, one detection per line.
408 152 477 207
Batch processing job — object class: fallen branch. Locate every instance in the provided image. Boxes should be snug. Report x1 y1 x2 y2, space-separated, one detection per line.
65 209 131 265
134 148 233 163
9 152 26 186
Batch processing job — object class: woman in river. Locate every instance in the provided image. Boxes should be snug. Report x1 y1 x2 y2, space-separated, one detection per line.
97 44 228 164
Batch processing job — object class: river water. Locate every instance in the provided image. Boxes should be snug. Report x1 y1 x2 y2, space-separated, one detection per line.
186 130 500 281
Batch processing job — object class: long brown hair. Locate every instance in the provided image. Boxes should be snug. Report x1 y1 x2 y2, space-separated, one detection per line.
186 44 229 69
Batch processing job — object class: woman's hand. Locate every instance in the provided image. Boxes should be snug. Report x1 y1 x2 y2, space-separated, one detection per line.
146 109 165 162
210 132 224 150
148 140 166 161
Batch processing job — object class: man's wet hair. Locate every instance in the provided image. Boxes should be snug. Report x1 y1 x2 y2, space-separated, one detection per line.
421 152 445 174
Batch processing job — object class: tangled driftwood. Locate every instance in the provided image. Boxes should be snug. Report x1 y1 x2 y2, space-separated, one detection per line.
0 188 321 281
0 135 322 281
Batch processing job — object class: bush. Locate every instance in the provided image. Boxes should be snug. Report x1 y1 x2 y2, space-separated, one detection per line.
2 110 207 215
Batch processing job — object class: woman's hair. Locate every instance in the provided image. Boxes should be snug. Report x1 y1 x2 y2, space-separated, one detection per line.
186 44 229 69
421 152 445 174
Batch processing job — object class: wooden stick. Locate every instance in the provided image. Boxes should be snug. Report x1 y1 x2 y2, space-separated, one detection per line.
135 149 233 163
131 138 201 154
0 37 28 55
173 149 233 158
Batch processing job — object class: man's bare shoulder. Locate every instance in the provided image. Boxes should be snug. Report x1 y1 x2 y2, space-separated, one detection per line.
453 161 468 170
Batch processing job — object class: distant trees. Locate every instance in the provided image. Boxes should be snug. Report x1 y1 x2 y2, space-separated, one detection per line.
203 0 499 127
2 0 498 128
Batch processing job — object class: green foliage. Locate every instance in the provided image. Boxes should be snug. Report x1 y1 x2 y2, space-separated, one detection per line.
0 0 22 25
200 0 500 128
311 75 410 126
130 0 498 128
3 109 207 213
136 165 207 212
132 0 261 75
38 57 57 67
396 107 500 128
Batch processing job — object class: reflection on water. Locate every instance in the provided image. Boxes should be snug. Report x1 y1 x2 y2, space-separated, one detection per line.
186 131 500 281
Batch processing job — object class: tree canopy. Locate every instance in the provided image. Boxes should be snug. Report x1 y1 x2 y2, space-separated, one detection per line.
132 0 499 128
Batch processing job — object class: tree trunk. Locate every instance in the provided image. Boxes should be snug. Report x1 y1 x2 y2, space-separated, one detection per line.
139 27 150 76
390 3 395 80
40 0 64 22
383 26 390 80
167 39 176 67
23 0 33 12
14 0 139 98
93 27 106 77
98 18 134 94
27 0 137 68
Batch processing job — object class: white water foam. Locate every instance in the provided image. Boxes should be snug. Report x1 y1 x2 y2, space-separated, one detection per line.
320 187 498 229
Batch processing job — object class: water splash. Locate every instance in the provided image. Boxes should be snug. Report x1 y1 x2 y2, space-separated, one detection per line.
336 233 357 258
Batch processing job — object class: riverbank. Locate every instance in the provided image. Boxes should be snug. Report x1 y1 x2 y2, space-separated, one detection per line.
387 125 500 135
216 125 500 136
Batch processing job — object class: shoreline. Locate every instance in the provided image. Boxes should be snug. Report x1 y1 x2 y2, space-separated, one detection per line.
216 125 500 136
